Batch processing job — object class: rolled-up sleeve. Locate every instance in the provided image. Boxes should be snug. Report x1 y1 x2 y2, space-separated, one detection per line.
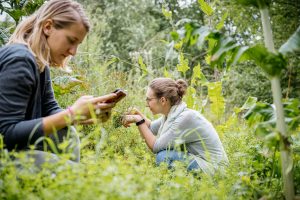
0 56 44 150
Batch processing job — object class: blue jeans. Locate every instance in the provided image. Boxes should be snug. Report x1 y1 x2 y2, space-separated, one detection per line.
156 150 200 171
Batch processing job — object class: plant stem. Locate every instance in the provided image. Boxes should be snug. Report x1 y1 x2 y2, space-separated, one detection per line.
260 8 275 52
271 77 294 200
258 1 295 199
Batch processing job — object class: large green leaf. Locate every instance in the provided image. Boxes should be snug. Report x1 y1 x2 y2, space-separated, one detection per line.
210 36 239 62
52 75 84 95
193 26 211 49
171 23 286 75
279 26 300 55
243 102 276 136
244 45 287 77
243 98 300 136
208 32 240 69
183 23 196 46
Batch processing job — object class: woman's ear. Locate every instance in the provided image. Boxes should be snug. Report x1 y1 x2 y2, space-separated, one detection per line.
160 97 168 105
42 19 54 36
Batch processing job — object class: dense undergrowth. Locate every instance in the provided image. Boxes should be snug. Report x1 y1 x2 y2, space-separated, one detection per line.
1 60 299 200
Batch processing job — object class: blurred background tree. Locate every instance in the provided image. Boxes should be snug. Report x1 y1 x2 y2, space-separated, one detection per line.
0 0 45 45
1 0 299 108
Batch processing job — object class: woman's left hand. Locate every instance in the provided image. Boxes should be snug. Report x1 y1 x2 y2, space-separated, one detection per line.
122 114 143 128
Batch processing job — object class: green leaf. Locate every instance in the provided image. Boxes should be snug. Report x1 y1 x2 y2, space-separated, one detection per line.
191 63 207 85
165 41 178 61
211 38 239 62
177 53 190 74
208 33 239 68
183 23 194 45
228 46 249 67
170 31 179 41
198 0 213 16
102 57 119 69
282 98 300 132
207 82 225 119
279 26 300 55
241 96 258 110
162 7 172 20
264 132 280 148
185 86 196 109
244 45 287 77
52 75 83 95
5 9 25 24
216 12 228 30
243 102 274 122
164 67 171 78
138 56 148 75
244 98 300 135
193 26 211 49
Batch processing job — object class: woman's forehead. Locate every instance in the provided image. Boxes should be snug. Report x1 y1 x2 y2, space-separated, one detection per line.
146 88 154 96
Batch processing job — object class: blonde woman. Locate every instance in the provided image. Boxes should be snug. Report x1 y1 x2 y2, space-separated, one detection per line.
122 78 228 173
0 0 117 165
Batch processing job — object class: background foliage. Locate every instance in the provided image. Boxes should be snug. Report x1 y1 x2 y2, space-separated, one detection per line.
0 0 300 199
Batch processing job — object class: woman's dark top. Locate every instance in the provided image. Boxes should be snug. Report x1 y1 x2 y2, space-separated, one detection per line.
0 43 62 151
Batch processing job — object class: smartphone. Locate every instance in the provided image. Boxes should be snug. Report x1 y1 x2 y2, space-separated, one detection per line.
106 89 127 103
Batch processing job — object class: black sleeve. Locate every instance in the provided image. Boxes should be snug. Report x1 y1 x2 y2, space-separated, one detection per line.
0 56 43 150
41 67 63 117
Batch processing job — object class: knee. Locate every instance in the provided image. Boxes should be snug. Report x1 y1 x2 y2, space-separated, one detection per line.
156 150 168 165
187 159 200 171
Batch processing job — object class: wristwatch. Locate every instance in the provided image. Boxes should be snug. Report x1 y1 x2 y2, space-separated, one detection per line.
136 119 145 126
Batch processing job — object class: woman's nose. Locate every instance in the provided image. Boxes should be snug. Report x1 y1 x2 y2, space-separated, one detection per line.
69 45 77 56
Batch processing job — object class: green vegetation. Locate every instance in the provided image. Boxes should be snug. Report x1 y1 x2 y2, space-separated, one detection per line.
1 0 300 199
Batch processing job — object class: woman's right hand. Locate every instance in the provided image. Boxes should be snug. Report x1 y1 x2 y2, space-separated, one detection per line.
70 94 117 120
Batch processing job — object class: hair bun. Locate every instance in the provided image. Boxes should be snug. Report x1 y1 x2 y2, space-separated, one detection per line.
176 79 188 97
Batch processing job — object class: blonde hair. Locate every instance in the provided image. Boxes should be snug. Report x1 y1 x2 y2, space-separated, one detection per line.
149 78 188 106
8 0 90 72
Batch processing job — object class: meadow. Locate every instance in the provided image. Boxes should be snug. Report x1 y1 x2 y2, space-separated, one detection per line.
0 0 300 199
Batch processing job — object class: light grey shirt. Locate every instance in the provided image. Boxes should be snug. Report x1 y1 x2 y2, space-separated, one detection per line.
150 102 228 173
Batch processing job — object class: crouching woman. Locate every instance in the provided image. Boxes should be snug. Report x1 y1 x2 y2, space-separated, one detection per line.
122 78 228 173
